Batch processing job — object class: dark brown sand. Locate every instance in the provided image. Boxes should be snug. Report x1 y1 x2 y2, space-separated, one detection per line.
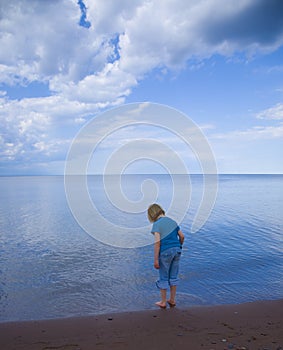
0 299 282 350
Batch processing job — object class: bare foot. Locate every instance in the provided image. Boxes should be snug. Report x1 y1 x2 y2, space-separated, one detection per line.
155 301 166 309
167 300 176 307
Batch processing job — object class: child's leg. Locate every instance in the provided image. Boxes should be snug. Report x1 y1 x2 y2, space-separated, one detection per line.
160 288 167 303
155 252 171 308
168 285 177 305
168 249 181 305
155 289 167 308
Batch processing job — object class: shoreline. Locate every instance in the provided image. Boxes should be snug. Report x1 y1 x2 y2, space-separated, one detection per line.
0 299 282 350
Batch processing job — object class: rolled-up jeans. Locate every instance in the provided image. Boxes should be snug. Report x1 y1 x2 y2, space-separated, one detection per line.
156 246 182 290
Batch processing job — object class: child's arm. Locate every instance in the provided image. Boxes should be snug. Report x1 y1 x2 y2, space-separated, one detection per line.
153 232 160 269
178 229 185 246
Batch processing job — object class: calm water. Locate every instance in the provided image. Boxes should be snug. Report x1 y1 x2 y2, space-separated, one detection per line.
0 175 282 322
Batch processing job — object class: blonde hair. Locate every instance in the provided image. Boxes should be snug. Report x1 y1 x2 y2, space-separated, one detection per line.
147 203 165 223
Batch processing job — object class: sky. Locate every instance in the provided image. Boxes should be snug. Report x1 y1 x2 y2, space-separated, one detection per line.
0 0 283 175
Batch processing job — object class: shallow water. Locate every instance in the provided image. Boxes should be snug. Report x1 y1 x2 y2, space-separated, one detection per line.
0 175 282 322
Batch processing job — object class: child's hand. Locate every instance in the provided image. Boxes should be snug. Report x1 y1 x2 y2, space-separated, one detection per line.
154 260 160 269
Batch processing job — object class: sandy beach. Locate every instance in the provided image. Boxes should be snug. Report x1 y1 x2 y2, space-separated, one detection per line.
0 299 282 350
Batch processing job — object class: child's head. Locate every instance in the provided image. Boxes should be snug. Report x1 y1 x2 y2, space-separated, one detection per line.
147 203 165 223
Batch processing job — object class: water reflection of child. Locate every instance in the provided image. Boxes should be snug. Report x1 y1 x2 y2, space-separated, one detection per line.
147 203 185 309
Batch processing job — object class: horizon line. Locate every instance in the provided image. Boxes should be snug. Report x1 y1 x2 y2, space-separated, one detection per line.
1 173 283 177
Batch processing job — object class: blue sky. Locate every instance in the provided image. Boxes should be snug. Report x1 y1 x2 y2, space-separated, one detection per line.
0 0 283 175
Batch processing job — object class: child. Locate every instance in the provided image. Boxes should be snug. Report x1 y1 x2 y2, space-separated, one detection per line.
147 203 185 309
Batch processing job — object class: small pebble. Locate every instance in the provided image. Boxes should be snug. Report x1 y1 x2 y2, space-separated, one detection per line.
108 317 113 321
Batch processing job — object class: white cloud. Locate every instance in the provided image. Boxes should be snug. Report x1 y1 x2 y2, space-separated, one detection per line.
207 121 283 174
256 103 283 120
1 0 283 173
211 123 283 141
117 0 283 74
0 1 78 80
2 0 283 98
0 94 107 164
51 61 137 103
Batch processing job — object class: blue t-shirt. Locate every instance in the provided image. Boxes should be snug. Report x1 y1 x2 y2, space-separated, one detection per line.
151 216 181 252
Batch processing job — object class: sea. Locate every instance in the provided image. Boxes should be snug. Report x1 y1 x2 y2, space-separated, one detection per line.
0 174 282 322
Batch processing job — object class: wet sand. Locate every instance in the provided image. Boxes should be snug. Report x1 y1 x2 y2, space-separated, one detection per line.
0 299 282 350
